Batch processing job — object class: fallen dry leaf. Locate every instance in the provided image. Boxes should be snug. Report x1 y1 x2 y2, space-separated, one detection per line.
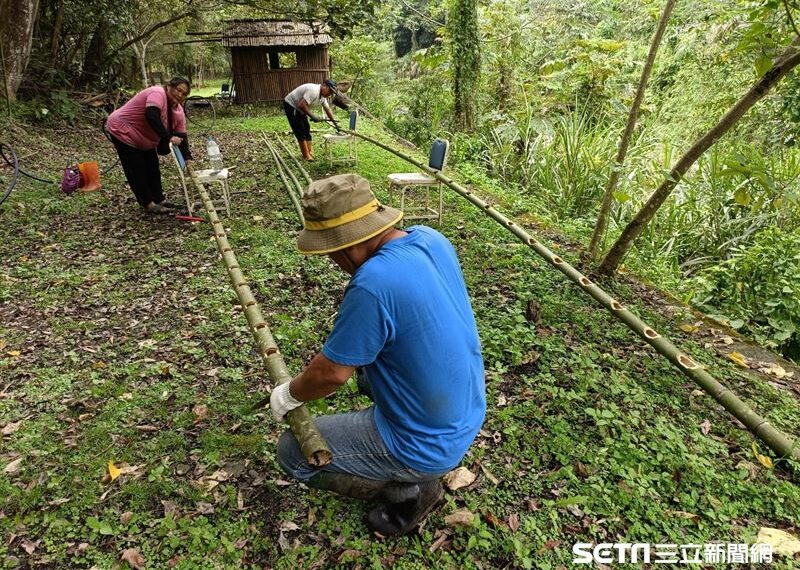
728 352 749 368
757 527 800 557
108 460 121 481
4 457 23 475
6 350 21 357
679 324 699 333
120 511 134 524
444 508 475 527
443 466 476 491
478 461 500 485
2 421 22 436
121 548 145 569
508 512 520 532
338 549 363 562
700 419 712 436
751 442 774 469
280 521 300 532
192 404 209 423
667 510 700 522
20 538 38 555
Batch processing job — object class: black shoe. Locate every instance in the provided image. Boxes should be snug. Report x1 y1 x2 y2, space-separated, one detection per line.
366 479 444 536
158 200 183 210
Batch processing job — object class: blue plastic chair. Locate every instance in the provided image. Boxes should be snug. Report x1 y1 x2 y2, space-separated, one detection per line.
387 138 450 224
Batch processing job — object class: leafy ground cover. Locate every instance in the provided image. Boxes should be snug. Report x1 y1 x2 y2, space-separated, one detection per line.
1 108 799 569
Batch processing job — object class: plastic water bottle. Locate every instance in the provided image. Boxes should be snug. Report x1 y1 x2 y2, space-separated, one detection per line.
206 136 223 172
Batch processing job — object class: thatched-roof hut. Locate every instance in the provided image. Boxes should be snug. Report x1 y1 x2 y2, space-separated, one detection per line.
222 19 332 104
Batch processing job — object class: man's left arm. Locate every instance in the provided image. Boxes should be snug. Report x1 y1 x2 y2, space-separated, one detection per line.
270 353 355 421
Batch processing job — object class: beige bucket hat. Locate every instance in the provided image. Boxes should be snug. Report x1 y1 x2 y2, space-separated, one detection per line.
297 174 403 255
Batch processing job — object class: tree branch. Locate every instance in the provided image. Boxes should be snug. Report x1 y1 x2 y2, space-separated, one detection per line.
101 9 196 66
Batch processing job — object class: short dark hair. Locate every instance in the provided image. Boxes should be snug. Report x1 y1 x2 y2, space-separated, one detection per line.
168 76 191 94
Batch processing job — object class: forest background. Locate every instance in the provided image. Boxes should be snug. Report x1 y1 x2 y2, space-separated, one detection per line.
6 0 798 364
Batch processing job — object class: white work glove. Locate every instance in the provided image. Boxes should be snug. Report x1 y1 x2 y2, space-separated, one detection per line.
270 382 303 422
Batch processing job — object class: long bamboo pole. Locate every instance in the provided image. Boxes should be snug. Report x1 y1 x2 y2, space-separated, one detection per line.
274 137 313 186
261 133 304 224
266 135 309 200
348 130 800 462
186 165 332 467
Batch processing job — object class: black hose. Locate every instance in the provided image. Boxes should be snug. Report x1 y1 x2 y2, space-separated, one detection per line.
0 143 20 208
0 142 57 184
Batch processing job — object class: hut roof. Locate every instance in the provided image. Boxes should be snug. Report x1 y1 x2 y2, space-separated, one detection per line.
222 19 332 48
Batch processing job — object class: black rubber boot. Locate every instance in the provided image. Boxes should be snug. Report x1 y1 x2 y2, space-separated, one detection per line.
366 479 445 536
306 471 418 503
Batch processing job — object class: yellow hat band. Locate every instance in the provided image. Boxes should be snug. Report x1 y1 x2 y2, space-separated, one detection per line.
304 199 380 230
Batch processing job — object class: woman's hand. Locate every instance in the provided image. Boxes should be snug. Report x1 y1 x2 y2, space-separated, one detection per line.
170 136 182 145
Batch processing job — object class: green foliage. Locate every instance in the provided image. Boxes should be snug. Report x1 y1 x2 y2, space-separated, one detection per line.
330 36 394 104
447 0 481 130
689 226 800 357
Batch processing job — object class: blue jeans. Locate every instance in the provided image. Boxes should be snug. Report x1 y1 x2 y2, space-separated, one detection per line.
276 370 450 483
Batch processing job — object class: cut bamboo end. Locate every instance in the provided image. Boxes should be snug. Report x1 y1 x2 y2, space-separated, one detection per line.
254 323 266 330
309 450 333 467
643 327 660 339
506 221 515 227
611 300 624 311
579 276 592 287
527 238 537 246
678 354 700 370
264 347 278 356
552 256 563 264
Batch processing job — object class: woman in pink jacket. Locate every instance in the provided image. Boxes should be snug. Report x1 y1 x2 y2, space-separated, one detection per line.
106 77 193 214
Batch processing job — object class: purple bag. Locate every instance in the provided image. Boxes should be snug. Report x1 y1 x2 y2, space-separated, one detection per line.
61 165 81 194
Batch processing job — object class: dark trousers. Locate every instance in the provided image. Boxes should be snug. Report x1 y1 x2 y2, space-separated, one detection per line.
110 135 164 208
283 101 311 141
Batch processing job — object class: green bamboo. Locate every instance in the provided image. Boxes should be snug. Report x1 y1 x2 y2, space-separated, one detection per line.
348 130 800 463
263 134 308 201
186 164 332 467
274 136 313 186
261 133 304 224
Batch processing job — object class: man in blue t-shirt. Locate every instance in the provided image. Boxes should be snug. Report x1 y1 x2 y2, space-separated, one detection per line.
271 173 485 536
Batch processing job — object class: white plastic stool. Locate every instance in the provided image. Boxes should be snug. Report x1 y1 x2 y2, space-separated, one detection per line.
170 143 231 216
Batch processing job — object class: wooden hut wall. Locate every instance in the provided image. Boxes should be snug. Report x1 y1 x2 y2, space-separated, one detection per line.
231 46 330 103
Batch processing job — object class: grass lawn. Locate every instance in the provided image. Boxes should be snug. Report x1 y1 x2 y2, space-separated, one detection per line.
1 105 799 569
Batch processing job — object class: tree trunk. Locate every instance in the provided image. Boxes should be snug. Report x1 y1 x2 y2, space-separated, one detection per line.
597 43 800 275
50 0 64 65
448 0 480 131
0 0 41 101
80 22 109 86
589 0 676 260
130 41 149 88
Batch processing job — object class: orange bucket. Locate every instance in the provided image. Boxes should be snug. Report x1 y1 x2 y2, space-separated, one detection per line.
77 161 101 191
